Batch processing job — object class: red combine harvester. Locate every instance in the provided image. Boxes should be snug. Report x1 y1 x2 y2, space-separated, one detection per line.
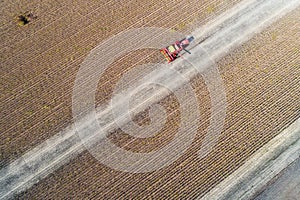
160 36 194 63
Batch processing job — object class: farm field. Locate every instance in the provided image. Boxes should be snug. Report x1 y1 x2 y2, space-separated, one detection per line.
1 0 299 199
0 0 242 167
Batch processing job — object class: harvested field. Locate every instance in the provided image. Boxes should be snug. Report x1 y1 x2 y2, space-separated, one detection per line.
0 0 243 167
1 0 300 199
10 5 300 200
0 0 244 166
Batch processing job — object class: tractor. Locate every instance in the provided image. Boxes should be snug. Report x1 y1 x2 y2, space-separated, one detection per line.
160 36 194 63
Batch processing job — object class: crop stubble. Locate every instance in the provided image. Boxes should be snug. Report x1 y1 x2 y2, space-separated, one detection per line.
1 0 300 199
13 6 300 199
0 0 242 166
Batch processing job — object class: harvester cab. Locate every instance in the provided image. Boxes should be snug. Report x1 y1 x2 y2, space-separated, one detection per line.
160 36 194 63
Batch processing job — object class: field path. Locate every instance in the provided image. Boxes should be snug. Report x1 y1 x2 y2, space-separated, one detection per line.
0 0 299 199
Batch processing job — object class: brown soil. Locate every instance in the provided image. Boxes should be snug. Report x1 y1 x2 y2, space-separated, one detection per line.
0 0 242 166
1 0 299 199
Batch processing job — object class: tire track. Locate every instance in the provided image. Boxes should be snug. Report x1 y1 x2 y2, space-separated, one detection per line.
1 0 299 199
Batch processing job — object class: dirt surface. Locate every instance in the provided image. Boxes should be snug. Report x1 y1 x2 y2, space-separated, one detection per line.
11 6 300 199
201 118 300 200
0 0 242 167
1 0 299 199
255 157 300 200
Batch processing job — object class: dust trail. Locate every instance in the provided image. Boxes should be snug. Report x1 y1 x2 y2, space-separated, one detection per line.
0 0 299 199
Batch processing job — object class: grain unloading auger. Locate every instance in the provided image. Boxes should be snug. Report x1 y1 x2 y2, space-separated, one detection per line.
160 36 194 63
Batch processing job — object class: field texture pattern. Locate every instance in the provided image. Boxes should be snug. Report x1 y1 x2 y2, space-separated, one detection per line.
0 0 299 199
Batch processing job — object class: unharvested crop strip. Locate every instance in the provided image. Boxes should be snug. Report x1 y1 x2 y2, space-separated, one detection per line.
122 70 299 198
1 0 298 199
93 3 300 193
0 0 233 95
1 0 177 64
0 0 116 48
1 0 189 103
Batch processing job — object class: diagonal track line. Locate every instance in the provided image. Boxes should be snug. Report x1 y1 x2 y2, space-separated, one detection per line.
0 0 299 199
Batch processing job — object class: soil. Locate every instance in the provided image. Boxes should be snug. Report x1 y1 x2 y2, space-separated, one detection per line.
0 0 299 199
0 0 242 167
